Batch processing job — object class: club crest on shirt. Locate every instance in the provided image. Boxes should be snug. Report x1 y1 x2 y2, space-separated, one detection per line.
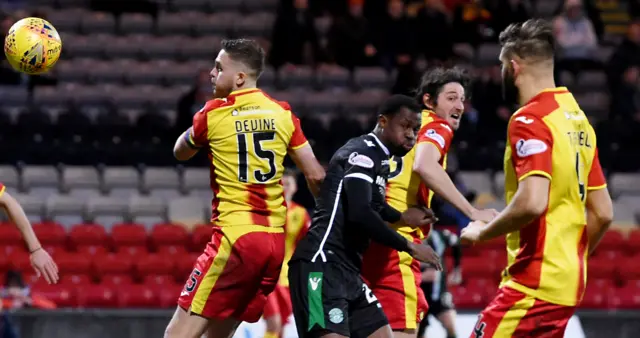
425 129 445 148
348 152 374 168
516 139 548 157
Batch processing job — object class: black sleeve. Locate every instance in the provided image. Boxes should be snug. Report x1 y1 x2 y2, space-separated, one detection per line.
343 175 410 253
444 230 462 268
378 203 402 223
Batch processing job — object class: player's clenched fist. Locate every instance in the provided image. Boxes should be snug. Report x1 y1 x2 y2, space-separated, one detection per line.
408 242 442 270
460 220 487 245
401 207 438 226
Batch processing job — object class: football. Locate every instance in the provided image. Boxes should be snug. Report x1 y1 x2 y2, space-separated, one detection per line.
3 17 62 75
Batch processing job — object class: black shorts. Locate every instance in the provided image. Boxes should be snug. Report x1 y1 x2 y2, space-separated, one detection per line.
422 282 455 325
288 260 389 338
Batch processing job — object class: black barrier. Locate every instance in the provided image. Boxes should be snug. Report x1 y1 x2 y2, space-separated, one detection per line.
4 309 640 338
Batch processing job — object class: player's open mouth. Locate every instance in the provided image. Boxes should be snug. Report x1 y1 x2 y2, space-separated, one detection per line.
451 113 461 120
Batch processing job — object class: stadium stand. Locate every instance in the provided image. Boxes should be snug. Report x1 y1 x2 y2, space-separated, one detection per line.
0 0 639 312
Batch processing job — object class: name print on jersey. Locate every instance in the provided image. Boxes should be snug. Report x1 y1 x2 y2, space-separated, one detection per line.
235 118 277 133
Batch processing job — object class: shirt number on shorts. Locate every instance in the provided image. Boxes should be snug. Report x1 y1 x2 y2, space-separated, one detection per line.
362 283 378 304
237 132 277 183
185 268 202 293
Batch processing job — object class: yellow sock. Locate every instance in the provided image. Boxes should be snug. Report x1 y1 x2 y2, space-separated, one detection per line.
264 331 279 338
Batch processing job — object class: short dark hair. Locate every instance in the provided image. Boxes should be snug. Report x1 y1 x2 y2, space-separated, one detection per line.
221 38 265 78
499 19 555 62
378 94 421 117
415 67 471 106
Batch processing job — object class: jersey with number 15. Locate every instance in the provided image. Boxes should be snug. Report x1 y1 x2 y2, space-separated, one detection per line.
189 88 309 228
502 87 607 307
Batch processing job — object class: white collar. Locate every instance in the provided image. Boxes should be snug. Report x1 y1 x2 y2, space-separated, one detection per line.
367 133 390 156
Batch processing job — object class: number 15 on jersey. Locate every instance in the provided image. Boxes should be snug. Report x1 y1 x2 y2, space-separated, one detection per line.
237 132 277 183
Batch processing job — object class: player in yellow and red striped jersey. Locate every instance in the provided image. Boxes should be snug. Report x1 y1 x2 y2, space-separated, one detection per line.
0 183 58 284
361 68 497 338
263 169 311 338
167 39 325 338
461 19 614 338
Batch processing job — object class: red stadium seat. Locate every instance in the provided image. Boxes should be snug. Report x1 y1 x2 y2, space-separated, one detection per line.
32 222 67 246
0 254 9 271
462 257 501 280
42 244 67 256
156 245 188 255
136 253 175 277
111 223 148 247
60 274 92 286
155 283 183 308
626 230 640 255
144 274 177 287
587 257 616 279
9 252 31 273
76 284 118 308
464 278 498 296
24 272 48 287
150 223 189 247
191 224 212 251
93 253 134 277
609 285 640 309
31 283 76 308
117 284 159 308
101 274 134 286
0 245 26 256
593 230 625 255
451 285 488 309
174 253 200 281
580 288 608 309
0 226 23 245
117 245 149 257
54 252 92 275
617 256 640 280
69 223 109 247
76 245 109 256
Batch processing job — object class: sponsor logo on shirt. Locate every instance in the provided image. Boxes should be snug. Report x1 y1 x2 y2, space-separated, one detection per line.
348 152 374 168
515 139 548 157
375 176 386 187
364 139 375 147
514 116 534 124
425 129 445 148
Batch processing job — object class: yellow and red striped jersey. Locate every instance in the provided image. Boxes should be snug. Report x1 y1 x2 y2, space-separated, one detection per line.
190 88 308 228
278 201 310 286
0 183 5 197
501 87 607 307
386 110 454 237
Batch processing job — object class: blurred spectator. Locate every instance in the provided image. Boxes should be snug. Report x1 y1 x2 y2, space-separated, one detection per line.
1 271 29 311
452 0 494 48
269 0 321 69
553 0 604 39
610 66 640 120
489 0 531 35
176 69 212 133
327 0 378 69
373 0 414 71
553 0 601 78
413 0 455 62
606 21 640 93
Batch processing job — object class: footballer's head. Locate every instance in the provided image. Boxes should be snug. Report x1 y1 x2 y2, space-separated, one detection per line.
375 94 421 157
416 67 470 130
498 19 555 103
283 168 298 203
211 39 265 98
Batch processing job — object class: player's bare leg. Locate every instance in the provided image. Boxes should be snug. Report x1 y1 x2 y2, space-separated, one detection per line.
164 306 210 338
392 329 417 338
205 319 241 338
263 314 282 338
437 310 457 338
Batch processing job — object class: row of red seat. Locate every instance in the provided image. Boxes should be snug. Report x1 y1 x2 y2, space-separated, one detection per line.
2 222 638 255
26 278 640 309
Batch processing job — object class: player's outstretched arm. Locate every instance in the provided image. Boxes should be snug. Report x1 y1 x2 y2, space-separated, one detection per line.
288 144 325 197
173 127 200 161
462 176 550 244
585 188 613 255
413 142 497 223
0 190 59 284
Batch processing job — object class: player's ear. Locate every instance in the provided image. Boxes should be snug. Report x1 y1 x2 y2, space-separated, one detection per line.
510 59 521 77
422 94 434 109
235 71 247 87
377 114 388 129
